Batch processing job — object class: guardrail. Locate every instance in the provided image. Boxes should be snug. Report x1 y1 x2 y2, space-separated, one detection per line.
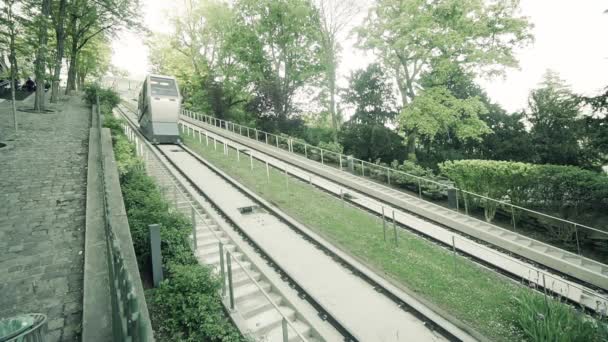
120 114 309 341
98 97 154 341
181 110 608 264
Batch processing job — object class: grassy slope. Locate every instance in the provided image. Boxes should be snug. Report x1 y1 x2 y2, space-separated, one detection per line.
183 133 528 341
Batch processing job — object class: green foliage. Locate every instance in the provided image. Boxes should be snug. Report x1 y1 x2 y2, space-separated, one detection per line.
340 122 406 163
232 0 323 121
342 63 397 125
512 291 608 342
148 263 243 342
83 83 121 109
526 71 584 167
400 86 491 144
439 160 608 231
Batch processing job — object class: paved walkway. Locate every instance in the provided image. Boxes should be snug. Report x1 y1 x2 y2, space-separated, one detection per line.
0 93 90 341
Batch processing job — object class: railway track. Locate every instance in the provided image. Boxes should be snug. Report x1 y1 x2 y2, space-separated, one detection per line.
176 111 608 314
116 103 470 342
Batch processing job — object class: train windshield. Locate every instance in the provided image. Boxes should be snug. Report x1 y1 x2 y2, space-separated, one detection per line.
150 77 178 97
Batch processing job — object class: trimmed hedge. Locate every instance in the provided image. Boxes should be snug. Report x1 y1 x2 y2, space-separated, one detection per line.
439 160 608 233
92 86 244 342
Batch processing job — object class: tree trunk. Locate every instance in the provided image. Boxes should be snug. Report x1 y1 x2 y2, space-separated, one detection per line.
406 130 417 161
65 40 78 95
34 0 52 112
51 0 67 103
328 60 338 142
6 0 18 131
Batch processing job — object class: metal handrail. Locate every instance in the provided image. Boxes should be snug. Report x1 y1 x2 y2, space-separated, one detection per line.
181 110 608 238
120 104 309 340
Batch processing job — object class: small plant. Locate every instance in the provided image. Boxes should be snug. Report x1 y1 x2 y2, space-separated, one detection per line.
512 290 607 342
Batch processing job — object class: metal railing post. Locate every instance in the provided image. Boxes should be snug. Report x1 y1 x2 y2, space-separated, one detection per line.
282 318 288 342
392 211 398 246
339 154 342 170
219 242 226 296
387 169 391 185
452 236 457 272
191 207 197 252
266 162 270 182
227 251 235 310
304 144 308 159
382 207 387 242
321 149 324 164
574 224 581 255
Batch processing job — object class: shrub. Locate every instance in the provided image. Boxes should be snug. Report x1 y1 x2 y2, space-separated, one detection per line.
439 160 608 224
147 263 243 342
512 290 607 342
83 83 120 109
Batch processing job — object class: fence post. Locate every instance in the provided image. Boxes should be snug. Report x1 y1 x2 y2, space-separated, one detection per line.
452 236 457 272
418 180 422 198
266 161 270 182
191 207 197 252
214 137 217 150
205 132 209 145
265 132 268 144
149 224 163 287
237 149 240 162
321 149 324 164
247 127 250 138
219 242 226 296
249 152 253 170
574 224 581 255
276 136 279 148
361 161 364 176
282 318 288 342
227 252 235 310
255 129 258 141
173 189 178 211
392 211 398 246
387 169 391 185
339 155 342 170
382 207 387 242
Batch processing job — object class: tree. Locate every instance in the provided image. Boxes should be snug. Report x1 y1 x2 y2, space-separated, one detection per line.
526 70 582 166
50 0 67 102
0 0 22 129
342 63 397 125
356 0 533 158
32 0 51 111
340 63 404 162
232 0 323 129
64 0 140 94
148 0 250 121
316 0 360 141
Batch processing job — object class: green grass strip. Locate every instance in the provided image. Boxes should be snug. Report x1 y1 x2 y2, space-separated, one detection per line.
182 132 602 341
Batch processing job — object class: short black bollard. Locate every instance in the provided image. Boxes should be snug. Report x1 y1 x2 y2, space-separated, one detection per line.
149 224 163 287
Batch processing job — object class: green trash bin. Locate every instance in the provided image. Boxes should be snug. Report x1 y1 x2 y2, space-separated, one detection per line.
0 314 47 342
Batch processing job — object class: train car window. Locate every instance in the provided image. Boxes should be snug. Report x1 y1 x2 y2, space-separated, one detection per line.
150 77 178 97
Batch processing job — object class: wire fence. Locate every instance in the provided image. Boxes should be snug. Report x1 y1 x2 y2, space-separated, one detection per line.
180 110 608 265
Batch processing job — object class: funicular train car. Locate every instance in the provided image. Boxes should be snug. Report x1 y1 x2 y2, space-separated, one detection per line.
138 74 181 144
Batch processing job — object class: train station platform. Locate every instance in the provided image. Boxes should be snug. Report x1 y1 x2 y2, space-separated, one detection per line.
0 93 90 341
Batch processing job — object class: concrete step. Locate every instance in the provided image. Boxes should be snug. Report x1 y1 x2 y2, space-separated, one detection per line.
246 306 296 335
262 319 314 342
239 292 283 319
232 269 262 288
235 282 272 302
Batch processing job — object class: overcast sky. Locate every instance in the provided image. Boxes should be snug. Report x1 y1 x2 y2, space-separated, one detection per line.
111 0 608 113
